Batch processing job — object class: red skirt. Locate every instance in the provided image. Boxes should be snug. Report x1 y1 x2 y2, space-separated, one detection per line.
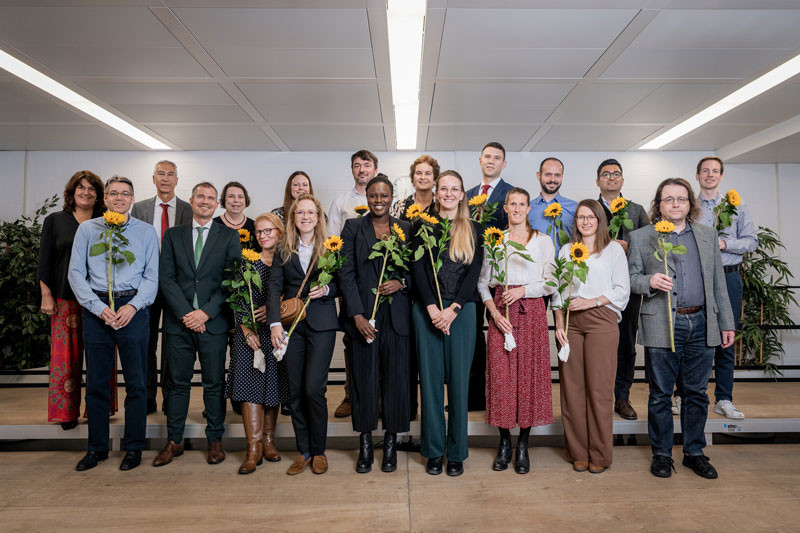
47 298 118 423
485 286 553 429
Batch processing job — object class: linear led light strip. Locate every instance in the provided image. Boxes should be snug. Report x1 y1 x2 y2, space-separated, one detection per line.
0 49 171 150
640 52 800 150
387 0 426 150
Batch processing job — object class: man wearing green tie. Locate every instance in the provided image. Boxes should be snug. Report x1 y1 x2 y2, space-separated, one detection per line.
153 182 241 467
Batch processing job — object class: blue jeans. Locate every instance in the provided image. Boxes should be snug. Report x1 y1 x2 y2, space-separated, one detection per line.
646 311 713 457
714 270 741 403
82 294 149 452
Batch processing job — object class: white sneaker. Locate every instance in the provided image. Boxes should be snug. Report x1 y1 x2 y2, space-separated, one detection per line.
714 400 745 419
671 396 681 415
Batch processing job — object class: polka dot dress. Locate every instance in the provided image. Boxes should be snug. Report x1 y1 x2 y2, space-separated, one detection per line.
225 260 289 406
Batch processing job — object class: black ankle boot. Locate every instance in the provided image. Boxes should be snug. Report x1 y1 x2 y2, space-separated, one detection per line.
381 432 397 473
356 433 374 474
492 434 512 471
514 440 530 474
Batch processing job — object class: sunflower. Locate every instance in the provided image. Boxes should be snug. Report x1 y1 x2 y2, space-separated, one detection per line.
405 203 422 220
353 205 369 215
238 228 251 243
469 194 488 207
483 227 504 246
419 212 439 225
324 235 344 252
727 189 741 207
393 223 406 242
102 210 126 226
609 197 627 214
544 203 562 218
241 248 261 262
570 242 590 264
654 220 675 234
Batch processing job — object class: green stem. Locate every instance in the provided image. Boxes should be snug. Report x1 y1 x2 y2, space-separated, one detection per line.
287 296 312 338
426 236 443 311
247 271 257 334
371 247 390 321
504 243 509 321
107 232 115 312
664 252 675 352
564 282 573 336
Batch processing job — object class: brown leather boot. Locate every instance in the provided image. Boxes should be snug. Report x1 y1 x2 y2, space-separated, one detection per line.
239 402 264 475
262 405 281 462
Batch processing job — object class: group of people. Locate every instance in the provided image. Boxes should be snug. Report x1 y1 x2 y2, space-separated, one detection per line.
37 143 756 480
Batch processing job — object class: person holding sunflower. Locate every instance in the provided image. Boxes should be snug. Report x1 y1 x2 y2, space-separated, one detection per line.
268 193 340 475
339 176 413 474
553 199 630 474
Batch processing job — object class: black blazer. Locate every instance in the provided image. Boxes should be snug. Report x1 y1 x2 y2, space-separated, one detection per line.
159 222 241 335
338 215 412 337
466 178 514 230
267 244 340 332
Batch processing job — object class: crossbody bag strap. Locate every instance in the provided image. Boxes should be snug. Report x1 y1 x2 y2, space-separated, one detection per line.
294 259 314 298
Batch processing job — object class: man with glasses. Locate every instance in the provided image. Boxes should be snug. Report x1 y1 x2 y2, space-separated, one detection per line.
628 178 734 479
528 157 577 252
68 176 159 471
595 159 650 421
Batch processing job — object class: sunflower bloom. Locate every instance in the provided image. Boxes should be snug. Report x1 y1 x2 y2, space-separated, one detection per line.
727 189 741 207
654 220 675 234
241 248 260 262
610 197 627 214
102 211 126 226
483 227 504 246
469 194 488 207
405 203 422 220
353 205 369 215
393 223 406 242
544 203 562 218
419 212 439 225
570 242 590 264
238 228 251 243
324 235 344 252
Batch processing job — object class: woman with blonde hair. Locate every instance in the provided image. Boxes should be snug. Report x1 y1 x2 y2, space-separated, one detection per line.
268 194 339 475
411 169 483 477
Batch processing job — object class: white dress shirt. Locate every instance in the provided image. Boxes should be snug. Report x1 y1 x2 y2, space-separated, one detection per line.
327 188 367 237
477 231 557 303
153 195 177 242
551 240 630 322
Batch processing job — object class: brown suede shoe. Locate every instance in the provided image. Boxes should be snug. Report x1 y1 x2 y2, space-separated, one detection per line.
311 455 328 474
614 399 638 420
287 455 311 475
334 399 351 418
589 463 607 474
573 461 589 472
207 441 226 465
152 441 183 467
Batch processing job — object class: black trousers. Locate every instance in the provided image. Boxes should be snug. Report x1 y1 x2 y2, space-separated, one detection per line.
614 294 642 402
467 301 487 410
350 311 411 434
145 292 169 405
285 322 336 456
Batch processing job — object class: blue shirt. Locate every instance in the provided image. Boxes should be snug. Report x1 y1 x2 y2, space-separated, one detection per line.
68 215 160 318
697 192 758 267
528 192 577 253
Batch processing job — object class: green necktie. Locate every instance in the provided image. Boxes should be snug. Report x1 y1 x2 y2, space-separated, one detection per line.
193 226 206 309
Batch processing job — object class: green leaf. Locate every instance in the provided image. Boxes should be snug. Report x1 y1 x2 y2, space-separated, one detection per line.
663 242 673 253
672 244 686 255
121 250 136 265
654 251 662 261
623 219 634 229
89 242 108 256
252 273 263 291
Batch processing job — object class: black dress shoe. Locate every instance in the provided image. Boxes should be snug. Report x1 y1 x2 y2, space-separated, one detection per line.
280 404 291 417
446 460 464 477
76 450 108 471
356 433 374 474
682 455 718 479
650 455 676 478
492 436 512 471
146 400 157 415
426 456 443 475
381 433 397 473
396 437 421 453
119 450 142 471
514 441 530 474
60 420 78 431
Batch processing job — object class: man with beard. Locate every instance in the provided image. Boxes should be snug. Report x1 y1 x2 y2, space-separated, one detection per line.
528 157 577 252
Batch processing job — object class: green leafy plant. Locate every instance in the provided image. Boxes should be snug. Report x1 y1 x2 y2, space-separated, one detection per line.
547 242 589 336
368 223 412 319
738 227 796 376
0 195 59 369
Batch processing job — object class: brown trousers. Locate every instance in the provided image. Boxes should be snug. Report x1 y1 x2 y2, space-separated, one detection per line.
559 307 619 467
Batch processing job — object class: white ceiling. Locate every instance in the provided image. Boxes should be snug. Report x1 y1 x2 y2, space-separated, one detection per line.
0 0 799 162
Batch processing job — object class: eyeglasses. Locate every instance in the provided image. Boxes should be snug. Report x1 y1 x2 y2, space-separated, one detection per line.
576 215 597 222
255 228 277 236
107 191 132 198
295 210 317 217
661 197 689 205
599 171 622 179
437 186 462 194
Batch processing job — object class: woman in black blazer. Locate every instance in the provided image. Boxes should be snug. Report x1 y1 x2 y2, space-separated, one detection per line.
339 176 413 474
268 193 339 476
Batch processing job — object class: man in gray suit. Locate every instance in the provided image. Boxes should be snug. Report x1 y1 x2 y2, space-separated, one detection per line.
628 177 734 480
130 160 192 413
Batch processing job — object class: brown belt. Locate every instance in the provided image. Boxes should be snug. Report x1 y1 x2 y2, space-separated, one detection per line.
676 306 703 314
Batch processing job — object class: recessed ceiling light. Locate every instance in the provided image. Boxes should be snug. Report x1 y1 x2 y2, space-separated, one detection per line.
640 52 800 150
387 0 426 150
0 49 171 150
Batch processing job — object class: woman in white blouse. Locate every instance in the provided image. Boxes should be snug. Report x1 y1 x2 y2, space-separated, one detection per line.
553 199 630 474
478 187 556 474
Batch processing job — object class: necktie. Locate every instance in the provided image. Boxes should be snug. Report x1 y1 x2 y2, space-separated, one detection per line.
481 184 490 197
160 203 169 241
193 227 205 309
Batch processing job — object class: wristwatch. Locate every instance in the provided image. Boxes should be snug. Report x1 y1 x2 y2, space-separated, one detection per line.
450 304 461 315
595 298 602 308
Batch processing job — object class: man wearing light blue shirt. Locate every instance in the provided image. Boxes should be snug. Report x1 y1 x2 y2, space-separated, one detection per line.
696 156 757 420
68 176 159 472
528 157 577 254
